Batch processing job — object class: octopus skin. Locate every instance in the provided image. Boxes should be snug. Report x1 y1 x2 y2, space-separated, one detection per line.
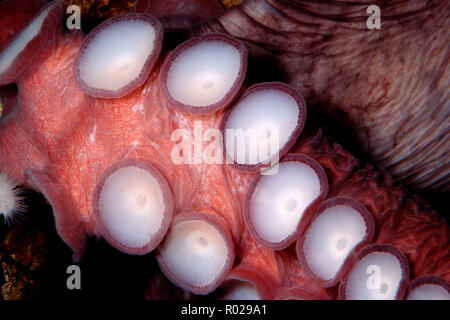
192 0 450 194
0 0 448 299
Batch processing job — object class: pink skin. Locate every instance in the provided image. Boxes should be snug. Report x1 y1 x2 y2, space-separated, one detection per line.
219 259 322 300
0 0 46 52
215 225 332 299
338 244 410 300
73 13 163 99
0 0 449 298
223 230 287 300
161 33 248 114
92 159 174 255
296 197 375 288
244 153 329 250
275 249 334 300
276 288 331 300
0 0 63 86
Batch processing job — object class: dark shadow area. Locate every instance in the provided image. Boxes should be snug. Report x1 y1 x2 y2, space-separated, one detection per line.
0 189 73 300
419 192 448 221
245 53 286 86
77 237 155 299
0 83 19 119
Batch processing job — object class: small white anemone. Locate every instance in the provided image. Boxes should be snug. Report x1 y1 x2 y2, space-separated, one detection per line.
0 172 25 223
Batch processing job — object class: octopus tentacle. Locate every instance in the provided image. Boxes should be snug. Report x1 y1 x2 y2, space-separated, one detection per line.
192 0 450 194
0 0 448 299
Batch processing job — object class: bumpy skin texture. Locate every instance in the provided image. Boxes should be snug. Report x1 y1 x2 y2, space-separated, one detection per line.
293 131 450 281
0 0 448 299
192 0 450 194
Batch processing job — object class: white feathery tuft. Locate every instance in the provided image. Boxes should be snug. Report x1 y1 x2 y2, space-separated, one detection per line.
0 172 25 224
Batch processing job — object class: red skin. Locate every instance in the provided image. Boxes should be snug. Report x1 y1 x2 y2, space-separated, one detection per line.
0 0 46 52
293 131 450 281
0 0 448 298
0 0 63 86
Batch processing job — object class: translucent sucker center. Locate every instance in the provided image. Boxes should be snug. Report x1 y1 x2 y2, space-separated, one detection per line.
198 236 208 247
336 238 347 251
136 193 148 208
285 198 298 213
202 81 214 90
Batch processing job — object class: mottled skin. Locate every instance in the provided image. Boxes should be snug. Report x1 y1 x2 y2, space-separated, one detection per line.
193 0 450 194
0 0 448 299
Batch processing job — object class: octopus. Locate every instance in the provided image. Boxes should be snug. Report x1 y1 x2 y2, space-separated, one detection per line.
0 0 448 300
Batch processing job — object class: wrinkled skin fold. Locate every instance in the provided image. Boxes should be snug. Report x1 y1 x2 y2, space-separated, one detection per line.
0 0 448 299
193 0 450 194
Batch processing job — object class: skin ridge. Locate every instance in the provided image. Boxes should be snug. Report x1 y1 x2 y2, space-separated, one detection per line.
295 130 450 281
192 0 450 194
